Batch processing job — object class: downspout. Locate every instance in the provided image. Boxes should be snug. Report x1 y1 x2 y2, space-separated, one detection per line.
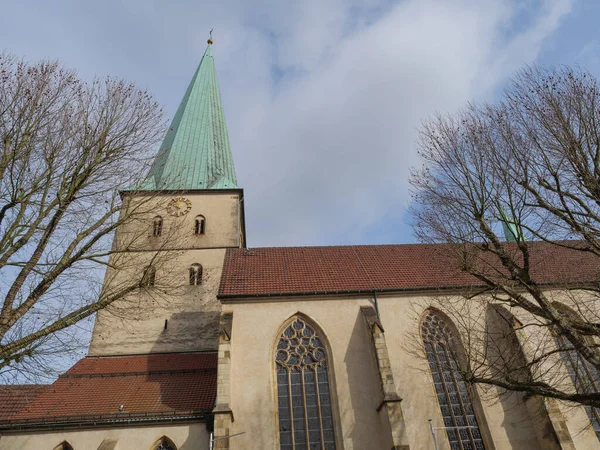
373 290 381 322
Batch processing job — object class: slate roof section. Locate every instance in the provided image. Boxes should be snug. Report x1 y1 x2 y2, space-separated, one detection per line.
141 43 238 191
0 385 47 420
219 242 599 298
2 353 217 427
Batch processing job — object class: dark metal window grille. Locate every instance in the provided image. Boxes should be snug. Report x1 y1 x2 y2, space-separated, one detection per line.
421 310 486 450
155 437 177 450
189 264 203 286
556 334 600 440
152 216 163 237
276 317 336 450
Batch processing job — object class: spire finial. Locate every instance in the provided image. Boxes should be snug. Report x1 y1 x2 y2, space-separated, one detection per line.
207 29 213 45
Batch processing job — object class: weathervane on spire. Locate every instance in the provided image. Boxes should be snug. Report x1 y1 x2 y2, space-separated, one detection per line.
207 29 214 45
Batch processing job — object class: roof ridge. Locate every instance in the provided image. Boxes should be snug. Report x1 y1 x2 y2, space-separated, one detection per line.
61 368 217 379
233 239 591 252
83 350 217 359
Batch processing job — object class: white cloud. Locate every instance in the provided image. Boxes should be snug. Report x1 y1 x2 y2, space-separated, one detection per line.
0 0 574 247
226 0 574 246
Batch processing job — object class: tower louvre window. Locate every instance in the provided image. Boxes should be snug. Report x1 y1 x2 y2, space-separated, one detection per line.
421 309 486 450
142 266 156 287
189 263 203 286
194 215 206 235
275 316 337 449
152 216 163 237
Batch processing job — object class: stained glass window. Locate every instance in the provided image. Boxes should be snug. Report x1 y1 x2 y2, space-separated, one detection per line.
421 309 486 450
553 307 600 441
276 317 336 450
54 443 73 450
154 437 177 450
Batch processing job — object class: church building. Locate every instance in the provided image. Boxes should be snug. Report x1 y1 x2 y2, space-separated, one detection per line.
0 41 598 450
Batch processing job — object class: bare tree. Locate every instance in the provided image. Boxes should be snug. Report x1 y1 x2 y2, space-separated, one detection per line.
409 65 600 416
0 52 173 381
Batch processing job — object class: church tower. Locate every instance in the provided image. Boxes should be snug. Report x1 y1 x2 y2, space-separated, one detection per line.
89 41 245 356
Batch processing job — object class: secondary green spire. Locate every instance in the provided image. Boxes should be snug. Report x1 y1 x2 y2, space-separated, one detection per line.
141 42 238 190
499 205 525 242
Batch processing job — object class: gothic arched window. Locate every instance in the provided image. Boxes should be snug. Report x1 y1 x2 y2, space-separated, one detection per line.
189 263 203 286
552 304 600 440
153 436 177 450
194 215 206 235
152 216 163 237
54 442 74 450
142 265 156 287
275 316 336 449
421 309 486 450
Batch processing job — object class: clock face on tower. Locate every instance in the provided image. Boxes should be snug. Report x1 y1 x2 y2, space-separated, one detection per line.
166 197 192 217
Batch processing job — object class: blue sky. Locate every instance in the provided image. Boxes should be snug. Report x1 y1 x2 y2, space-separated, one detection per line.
1 0 598 248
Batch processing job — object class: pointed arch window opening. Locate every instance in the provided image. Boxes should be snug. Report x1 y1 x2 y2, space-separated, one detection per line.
154 436 177 450
152 216 163 237
194 215 206 235
552 307 600 440
421 310 486 450
275 317 336 450
54 442 74 450
189 263 203 286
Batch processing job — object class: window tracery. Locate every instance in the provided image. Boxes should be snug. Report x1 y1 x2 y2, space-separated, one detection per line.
421 309 486 450
154 437 177 450
553 304 600 440
54 442 73 450
189 263 203 286
152 216 163 237
275 317 336 449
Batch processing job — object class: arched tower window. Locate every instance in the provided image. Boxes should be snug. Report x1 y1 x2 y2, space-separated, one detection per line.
194 215 206 235
421 309 486 450
552 303 600 440
275 316 336 449
189 263 203 286
153 436 177 450
142 265 156 287
152 216 163 237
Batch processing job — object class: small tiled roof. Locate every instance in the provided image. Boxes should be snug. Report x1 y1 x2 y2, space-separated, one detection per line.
3 353 217 427
219 242 599 298
0 385 47 420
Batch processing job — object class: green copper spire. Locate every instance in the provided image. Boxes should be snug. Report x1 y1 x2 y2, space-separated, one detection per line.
141 43 238 190
499 205 525 242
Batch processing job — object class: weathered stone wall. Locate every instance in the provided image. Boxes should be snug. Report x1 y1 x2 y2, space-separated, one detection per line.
88 191 243 356
219 292 599 450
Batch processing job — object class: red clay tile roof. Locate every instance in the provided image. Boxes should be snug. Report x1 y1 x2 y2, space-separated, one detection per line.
2 352 216 427
0 385 48 420
219 242 599 298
